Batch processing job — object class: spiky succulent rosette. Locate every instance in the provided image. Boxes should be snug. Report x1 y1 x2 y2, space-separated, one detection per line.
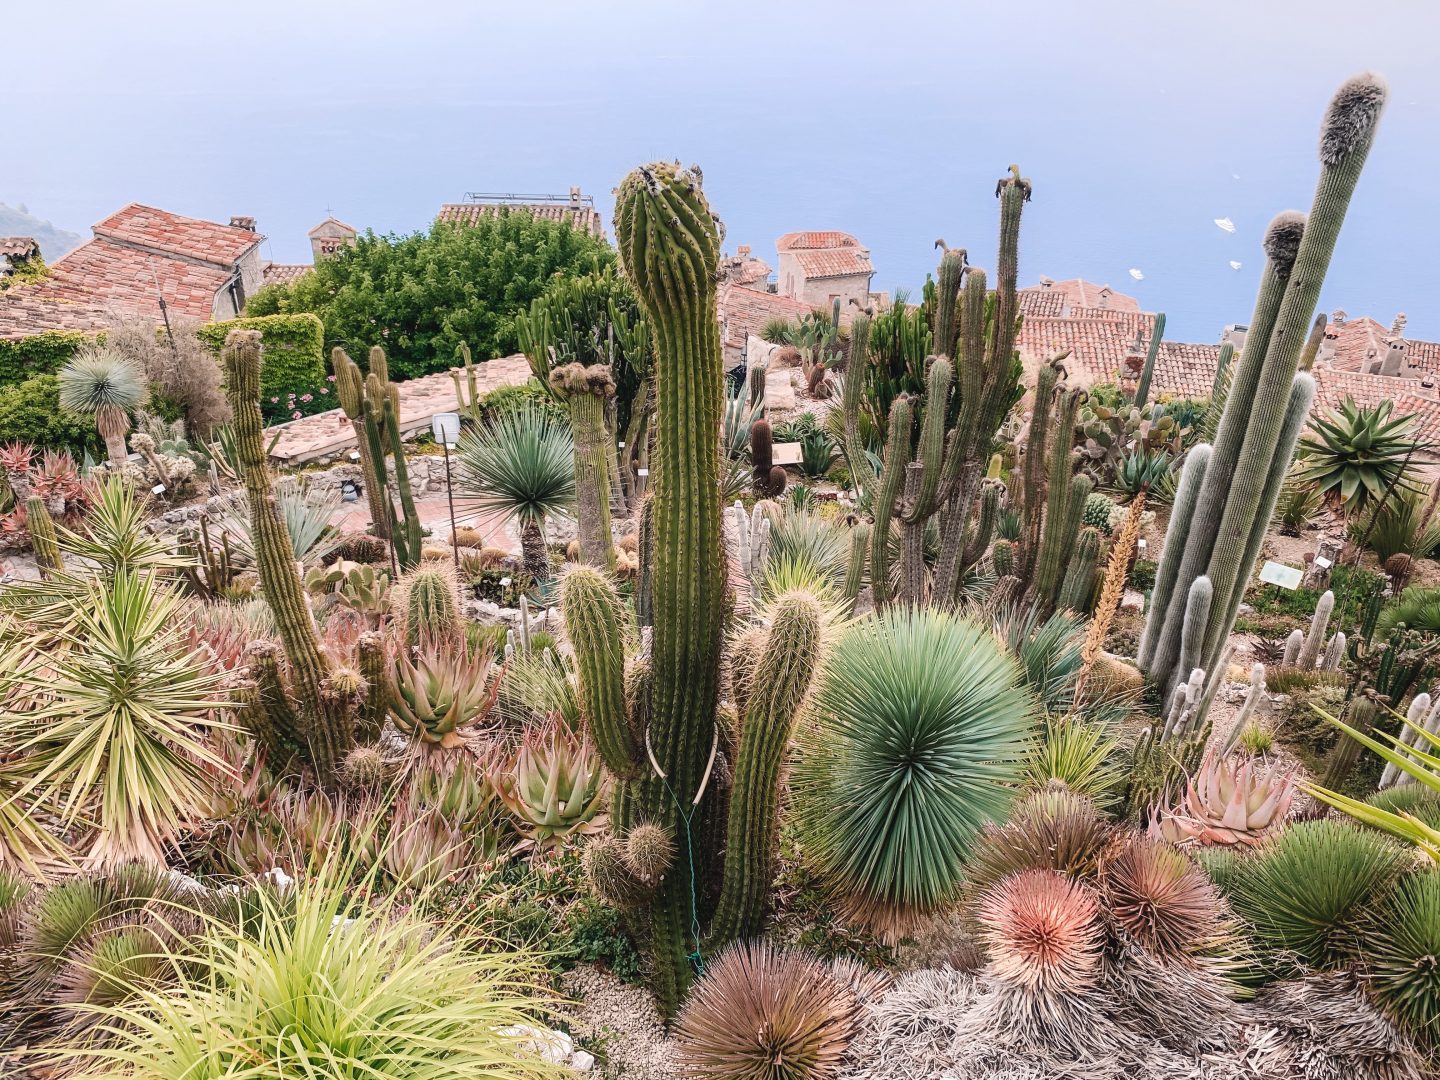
965 787 1116 898
673 941 858 1080
977 869 1105 995
1103 836 1228 958
1151 750 1295 847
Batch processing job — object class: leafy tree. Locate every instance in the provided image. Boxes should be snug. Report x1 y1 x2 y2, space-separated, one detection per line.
246 212 613 381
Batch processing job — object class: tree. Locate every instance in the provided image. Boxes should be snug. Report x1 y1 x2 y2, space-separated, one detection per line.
245 212 614 381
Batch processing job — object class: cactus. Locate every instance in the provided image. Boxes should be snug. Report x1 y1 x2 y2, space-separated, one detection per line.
25 496 62 577
1057 527 1102 615
842 174 1031 610
727 501 771 608
1030 382 1092 610
1282 628 1304 666
750 418 785 497
397 566 463 654
992 538 1015 578
224 331 351 782
550 363 616 570
1139 74 1387 695
710 591 824 945
1133 312 1167 410
1298 590 1335 669
1219 664 1269 757
1322 631 1347 671
561 566 638 779
333 347 392 541
1178 576 1213 683
843 521 870 605
1137 445 1211 671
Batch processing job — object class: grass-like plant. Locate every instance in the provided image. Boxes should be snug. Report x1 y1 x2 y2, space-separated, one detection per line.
792 608 1036 939
964 787 1115 899
32 855 562 1079
766 509 851 594
1227 819 1407 970
1364 869 1440 1048
1020 718 1126 809
454 401 575 583
57 346 148 464
673 940 858 1080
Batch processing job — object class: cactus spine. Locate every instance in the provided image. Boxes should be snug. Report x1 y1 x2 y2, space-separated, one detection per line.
224 330 351 781
561 566 638 779
25 497 62 577
550 363 616 570
1139 74 1387 694
709 591 823 944
1057 527 1102 614
1298 590 1335 669
399 566 463 653
1133 312 1167 410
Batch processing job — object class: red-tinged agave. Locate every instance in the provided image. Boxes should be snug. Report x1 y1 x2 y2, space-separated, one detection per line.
1151 750 1295 847
492 721 607 852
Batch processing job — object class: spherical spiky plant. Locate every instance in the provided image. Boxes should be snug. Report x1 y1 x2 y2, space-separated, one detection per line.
340 745 389 790
673 941 858 1080
57 346 148 463
1365 869 1440 1049
1229 819 1407 970
623 822 676 887
1103 836 1227 958
976 869 1104 994
792 609 1036 940
965 787 1116 899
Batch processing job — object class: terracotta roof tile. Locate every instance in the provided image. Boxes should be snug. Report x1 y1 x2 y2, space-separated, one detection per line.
0 291 112 340
1025 279 1142 314
0 238 40 261
93 203 261 266
1018 288 1066 318
263 262 313 286
24 238 232 321
718 283 838 352
775 230 862 252
789 248 874 280
437 201 604 237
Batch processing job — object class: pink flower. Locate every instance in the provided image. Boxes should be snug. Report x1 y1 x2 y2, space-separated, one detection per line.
319 387 329 395
270 397 279 404
326 374 336 382
300 394 313 403
292 410 302 420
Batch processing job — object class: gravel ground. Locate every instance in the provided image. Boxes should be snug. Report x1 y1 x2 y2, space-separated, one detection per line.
559 966 675 1079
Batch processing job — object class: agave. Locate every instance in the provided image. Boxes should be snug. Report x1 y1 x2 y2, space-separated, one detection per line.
391 646 500 749
493 722 607 852
383 806 473 888
1151 751 1296 847
1297 397 1422 514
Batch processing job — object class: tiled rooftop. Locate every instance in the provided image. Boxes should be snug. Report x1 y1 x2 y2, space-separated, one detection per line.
718 282 829 353
263 262 313 286
0 238 40 261
1024 278 1142 314
22 238 235 320
0 293 112 340
790 248 874 281
92 203 262 267
437 201 604 237
775 231 861 252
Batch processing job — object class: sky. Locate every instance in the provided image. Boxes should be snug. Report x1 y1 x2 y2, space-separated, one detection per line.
6 0 1438 343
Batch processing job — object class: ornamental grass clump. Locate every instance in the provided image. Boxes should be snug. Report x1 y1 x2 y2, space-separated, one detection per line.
673 940 859 1080
1363 869 1440 1050
792 608 1035 941
976 869 1105 995
30 856 562 1080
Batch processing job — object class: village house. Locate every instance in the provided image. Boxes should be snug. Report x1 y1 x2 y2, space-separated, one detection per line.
437 187 605 238
261 215 358 287
775 230 875 310
0 204 266 338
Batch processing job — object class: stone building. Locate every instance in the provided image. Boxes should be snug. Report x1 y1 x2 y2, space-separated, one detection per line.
775 230 874 310
437 187 605 238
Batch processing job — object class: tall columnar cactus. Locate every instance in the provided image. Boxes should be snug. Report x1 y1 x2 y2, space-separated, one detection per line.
841 174 1030 610
1139 74 1387 695
1030 384 1092 610
709 591 823 944
224 330 354 781
1132 312 1167 410
1298 590 1336 670
398 566 464 654
611 161 730 1012
332 347 390 539
25 497 62 577
1057 526 1102 615
1138 445 1212 673
562 566 638 779
550 363 617 570
750 418 785 497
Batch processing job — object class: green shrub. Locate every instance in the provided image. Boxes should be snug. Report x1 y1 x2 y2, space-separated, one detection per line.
476 380 565 422
196 313 327 422
0 374 100 456
0 329 99 386
1365 869 1440 1048
1227 819 1407 972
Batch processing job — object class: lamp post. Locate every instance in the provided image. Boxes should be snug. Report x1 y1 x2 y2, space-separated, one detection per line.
432 412 462 573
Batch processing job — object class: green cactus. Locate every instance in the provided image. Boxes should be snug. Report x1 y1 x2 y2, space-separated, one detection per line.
1137 444 1210 671
750 417 785 497
1299 589 1336 670
223 330 350 781
991 538 1015 578
1140 74 1387 694
1057 527 1102 614
398 566 463 654
332 347 390 540
1019 360 1060 584
355 631 388 744
25 497 62 577
1132 312 1167 410
550 363 616 570
709 591 824 946
561 566 638 779
1030 385 1089 609
843 521 871 604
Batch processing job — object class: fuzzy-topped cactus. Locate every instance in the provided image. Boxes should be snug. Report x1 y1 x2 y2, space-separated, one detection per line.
549 362 617 570
1139 74 1387 696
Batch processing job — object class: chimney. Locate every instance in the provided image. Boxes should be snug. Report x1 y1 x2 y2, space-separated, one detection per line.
229 215 257 232
1316 329 1338 367
1223 324 1248 355
569 186 582 208
1391 311 1408 338
1380 339 1408 377
1038 276 1055 289
737 243 751 259
1331 308 1348 327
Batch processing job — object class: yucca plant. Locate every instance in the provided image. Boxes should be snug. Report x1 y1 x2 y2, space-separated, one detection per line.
57 347 148 464
2 571 235 868
766 510 851 595
965 787 1115 899
1364 869 1440 1049
792 608 1036 940
1102 835 1227 959
496 647 581 730
976 869 1105 994
219 475 340 567
1020 718 1126 809
1349 490 1440 562
1297 397 1422 515
454 401 575 584
391 645 501 749
1376 586 1440 638
32 853 563 1079
1227 818 1407 971
492 721 607 852
673 940 859 1080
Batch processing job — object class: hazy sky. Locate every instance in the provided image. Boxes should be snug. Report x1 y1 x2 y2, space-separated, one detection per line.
8 1 1437 342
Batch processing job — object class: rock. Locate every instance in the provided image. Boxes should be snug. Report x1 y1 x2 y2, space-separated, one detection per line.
570 1051 595 1072
1302 536 1343 590
1120 588 1145 613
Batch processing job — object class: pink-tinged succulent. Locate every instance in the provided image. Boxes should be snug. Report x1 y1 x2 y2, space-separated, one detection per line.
0 442 35 479
1151 750 1296 847
976 869 1105 994
492 721 607 852
31 450 85 511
